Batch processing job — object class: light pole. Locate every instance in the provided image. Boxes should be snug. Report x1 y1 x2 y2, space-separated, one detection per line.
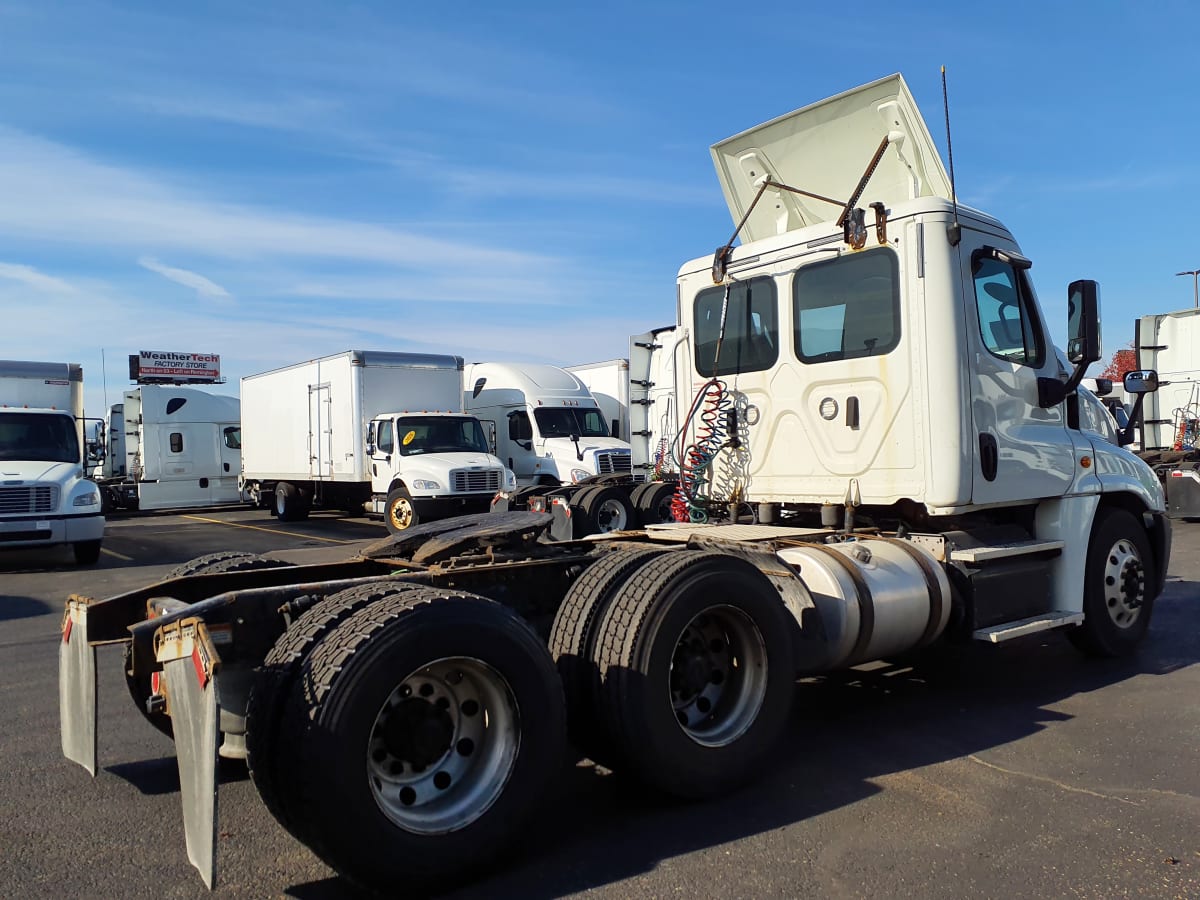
1178 269 1200 309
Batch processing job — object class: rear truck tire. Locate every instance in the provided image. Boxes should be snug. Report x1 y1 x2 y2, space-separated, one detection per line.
125 553 298 739
578 486 635 535
72 540 102 565
592 550 795 799
632 481 677 527
548 547 666 756
273 481 310 522
385 485 420 534
272 587 567 894
166 550 295 580
1068 508 1157 658
246 581 432 842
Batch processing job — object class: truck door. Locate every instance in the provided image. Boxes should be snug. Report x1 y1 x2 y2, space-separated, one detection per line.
962 240 1075 504
308 383 333 479
506 410 538 481
368 417 396 495
215 424 241 503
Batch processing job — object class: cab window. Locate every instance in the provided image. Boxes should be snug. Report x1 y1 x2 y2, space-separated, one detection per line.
972 253 1045 367
792 248 900 363
694 277 778 377
377 419 394 454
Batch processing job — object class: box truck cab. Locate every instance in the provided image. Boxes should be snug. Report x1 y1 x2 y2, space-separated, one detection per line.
0 360 104 564
240 351 514 534
464 362 634 486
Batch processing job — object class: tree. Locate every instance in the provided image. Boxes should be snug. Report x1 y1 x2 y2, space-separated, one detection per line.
1098 340 1136 381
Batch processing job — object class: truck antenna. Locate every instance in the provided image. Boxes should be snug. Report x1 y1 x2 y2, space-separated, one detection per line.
941 66 961 246
101 347 108 412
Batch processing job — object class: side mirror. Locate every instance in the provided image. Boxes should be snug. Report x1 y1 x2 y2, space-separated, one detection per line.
1066 280 1102 365
1123 370 1159 394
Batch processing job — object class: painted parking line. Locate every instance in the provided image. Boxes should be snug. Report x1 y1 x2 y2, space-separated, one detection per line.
180 514 354 545
100 547 135 561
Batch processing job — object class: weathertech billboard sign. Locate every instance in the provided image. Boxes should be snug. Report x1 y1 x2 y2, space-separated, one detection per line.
130 351 222 383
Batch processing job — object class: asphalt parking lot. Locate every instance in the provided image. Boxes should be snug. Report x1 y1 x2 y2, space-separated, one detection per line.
2 508 1198 899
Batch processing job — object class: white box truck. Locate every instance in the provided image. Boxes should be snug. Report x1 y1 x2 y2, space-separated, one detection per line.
240 350 514 533
1 359 104 564
97 384 243 512
63 74 1173 896
1135 307 1200 518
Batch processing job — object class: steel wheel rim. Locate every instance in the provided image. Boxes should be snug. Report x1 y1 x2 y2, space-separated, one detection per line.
274 489 287 516
595 498 629 531
1103 537 1146 629
389 497 414 530
367 656 519 834
668 604 768 747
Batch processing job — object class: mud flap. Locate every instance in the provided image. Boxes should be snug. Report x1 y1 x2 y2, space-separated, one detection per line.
59 600 97 775
157 619 221 890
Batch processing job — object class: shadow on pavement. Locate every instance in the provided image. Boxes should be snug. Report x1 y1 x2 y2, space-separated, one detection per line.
0 595 55 620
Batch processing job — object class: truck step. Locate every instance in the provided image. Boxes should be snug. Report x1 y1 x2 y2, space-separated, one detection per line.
972 611 1083 643
950 539 1064 564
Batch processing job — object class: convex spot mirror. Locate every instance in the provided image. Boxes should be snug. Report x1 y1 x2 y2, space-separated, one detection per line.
1123 370 1160 394
1067 280 1102 365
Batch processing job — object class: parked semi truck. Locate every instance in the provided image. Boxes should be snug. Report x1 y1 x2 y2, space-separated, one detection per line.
239 350 514 533
1 359 104 563
465 361 664 534
1135 308 1200 519
96 384 242 512
60 74 1171 895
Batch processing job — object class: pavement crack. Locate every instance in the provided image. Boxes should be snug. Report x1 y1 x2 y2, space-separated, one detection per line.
967 754 1142 806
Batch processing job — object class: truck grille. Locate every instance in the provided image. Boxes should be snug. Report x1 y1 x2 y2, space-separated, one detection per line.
451 468 501 493
0 485 58 514
596 452 632 475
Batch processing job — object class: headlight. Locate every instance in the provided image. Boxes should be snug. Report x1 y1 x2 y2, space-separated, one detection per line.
569 468 592 484
73 491 99 507
503 468 518 492
411 479 441 491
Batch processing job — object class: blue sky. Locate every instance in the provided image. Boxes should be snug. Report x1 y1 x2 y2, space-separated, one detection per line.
1 1 1198 417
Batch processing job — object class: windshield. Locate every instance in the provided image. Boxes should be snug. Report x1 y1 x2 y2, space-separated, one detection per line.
0 412 81 463
533 407 610 438
395 416 490 457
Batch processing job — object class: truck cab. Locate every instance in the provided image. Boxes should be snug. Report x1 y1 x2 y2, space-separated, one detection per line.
366 411 514 531
1 360 104 564
464 362 635 485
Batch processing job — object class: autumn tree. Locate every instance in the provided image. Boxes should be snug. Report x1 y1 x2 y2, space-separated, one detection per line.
1098 340 1136 381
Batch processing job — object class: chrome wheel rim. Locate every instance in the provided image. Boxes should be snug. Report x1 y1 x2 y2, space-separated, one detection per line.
594 498 629 532
367 657 519 834
1103 537 1146 629
668 605 768 747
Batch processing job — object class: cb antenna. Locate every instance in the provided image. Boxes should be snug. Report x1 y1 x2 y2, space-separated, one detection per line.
941 66 961 246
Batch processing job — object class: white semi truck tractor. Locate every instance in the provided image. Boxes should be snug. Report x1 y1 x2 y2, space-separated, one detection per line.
60 74 1170 895
1 359 104 564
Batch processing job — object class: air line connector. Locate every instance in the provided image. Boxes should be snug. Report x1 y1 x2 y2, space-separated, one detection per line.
726 407 740 449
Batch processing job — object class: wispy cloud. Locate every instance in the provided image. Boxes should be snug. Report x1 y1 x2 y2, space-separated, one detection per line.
0 261 76 294
138 256 232 300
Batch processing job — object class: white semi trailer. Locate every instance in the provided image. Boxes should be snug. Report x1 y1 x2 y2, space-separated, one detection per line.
1134 307 1200 518
97 384 242 512
62 74 1171 895
240 350 514 533
1 359 104 563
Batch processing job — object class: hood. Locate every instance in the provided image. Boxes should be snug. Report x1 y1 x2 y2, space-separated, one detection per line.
404 452 502 474
710 73 952 243
540 436 632 454
0 460 81 484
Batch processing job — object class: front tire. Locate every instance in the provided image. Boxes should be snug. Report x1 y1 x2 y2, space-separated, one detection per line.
1068 508 1156 657
385 485 420 534
275 587 566 894
73 540 102 565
